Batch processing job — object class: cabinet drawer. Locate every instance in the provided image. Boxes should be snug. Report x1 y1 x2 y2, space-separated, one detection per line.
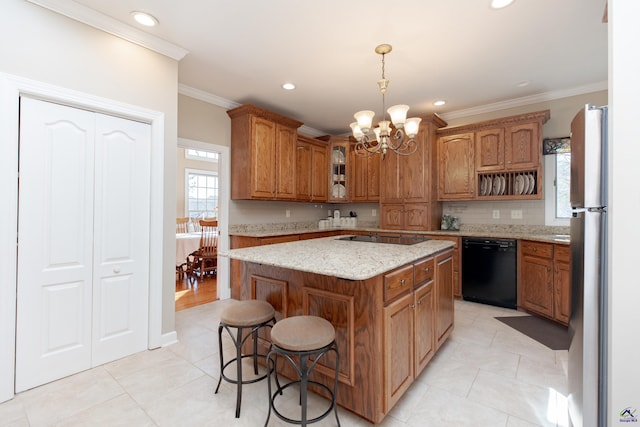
554 244 570 262
384 264 414 304
414 258 435 285
521 240 553 259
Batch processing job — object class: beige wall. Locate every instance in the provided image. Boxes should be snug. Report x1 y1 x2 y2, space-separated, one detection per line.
1 0 179 334
178 94 231 145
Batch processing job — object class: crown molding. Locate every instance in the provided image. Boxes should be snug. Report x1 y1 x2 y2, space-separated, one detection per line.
439 80 608 121
26 0 189 61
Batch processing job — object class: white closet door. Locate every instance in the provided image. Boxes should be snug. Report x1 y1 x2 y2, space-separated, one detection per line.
91 114 150 366
16 98 95 392
15 98 151 392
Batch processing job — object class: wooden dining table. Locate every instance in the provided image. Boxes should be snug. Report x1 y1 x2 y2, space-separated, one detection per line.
175 232 201 265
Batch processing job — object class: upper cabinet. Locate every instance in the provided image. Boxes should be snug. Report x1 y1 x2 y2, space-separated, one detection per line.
437 110 550 201
380 114 447 230
351 146 380 202
227 104 302 200
296 134 328 202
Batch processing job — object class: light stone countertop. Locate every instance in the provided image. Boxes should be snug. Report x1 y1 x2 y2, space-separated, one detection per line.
227 235 455 281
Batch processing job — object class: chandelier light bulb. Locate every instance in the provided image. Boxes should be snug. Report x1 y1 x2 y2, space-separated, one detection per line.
354 110 375 133
404 117 422 138
350 122 365 140
387 104 409 127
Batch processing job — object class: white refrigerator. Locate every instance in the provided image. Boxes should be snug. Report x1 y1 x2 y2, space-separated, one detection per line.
568 104 608 427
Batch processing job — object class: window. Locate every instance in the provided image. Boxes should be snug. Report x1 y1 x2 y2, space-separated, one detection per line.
555 153 571 218
186 168 218 219
185 149 219 163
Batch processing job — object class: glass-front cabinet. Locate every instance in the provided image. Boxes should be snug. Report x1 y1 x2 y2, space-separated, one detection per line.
326 138 350 202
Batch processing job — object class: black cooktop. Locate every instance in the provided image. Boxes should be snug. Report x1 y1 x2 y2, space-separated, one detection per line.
338 234 431 245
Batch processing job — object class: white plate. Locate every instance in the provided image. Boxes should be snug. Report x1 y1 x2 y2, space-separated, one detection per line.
332 183 346 198
528 174 535 194
522 174 530 194
485 176 492 196
480 177 486 196
499 176 506 195
332 149 345 164
492 176 501 196
515 175 524 195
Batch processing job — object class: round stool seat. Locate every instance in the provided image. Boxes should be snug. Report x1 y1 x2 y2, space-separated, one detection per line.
271 315 335 351
220 300 275 327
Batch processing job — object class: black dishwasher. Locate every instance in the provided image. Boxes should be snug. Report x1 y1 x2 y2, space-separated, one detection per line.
462 237 517 309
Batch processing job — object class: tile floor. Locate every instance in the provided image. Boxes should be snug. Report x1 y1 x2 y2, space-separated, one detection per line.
0 299 569 427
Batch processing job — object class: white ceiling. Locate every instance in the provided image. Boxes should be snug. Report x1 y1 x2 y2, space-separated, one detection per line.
43 0 607 135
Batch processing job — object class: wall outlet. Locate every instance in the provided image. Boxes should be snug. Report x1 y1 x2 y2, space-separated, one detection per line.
511 209 523 219
492 210 500 219
285 209 290 218
372 209 377 217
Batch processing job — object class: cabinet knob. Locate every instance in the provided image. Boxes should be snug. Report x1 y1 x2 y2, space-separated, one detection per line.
533 247 537 252
400 279 406 286
410 304 416 309
424 267 430 273
113 266 121 274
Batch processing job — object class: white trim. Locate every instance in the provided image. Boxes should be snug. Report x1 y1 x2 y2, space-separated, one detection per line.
0 72 166 403
440 81 609 121
544 155 570 227
25 0 188 61
177 138 231 300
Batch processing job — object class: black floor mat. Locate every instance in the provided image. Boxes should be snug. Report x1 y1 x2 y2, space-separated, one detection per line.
495 315 569 350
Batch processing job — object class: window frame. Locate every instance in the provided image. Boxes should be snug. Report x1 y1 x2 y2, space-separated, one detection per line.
184 167 219 219
544 154 571 226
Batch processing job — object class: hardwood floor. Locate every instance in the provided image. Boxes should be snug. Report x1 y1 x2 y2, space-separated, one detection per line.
175 272 218 311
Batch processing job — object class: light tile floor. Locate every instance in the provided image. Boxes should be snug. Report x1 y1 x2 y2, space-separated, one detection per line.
0 299 569 427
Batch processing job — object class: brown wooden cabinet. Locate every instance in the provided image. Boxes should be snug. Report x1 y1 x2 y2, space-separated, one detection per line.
296 134 328 202
350 147 380 202
553 244 571 325
228 104 302 200
380 115 446 230
519 240 571 325
437 132 475 200
318 136 351 203
383 249 451 412
437 110 550 201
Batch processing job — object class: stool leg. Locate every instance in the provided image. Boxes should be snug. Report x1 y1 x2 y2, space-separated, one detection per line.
252 327 259 375
300 354 308 426
234 326 243 418
332 344 341 427
215 323 224 394
264 349 274 427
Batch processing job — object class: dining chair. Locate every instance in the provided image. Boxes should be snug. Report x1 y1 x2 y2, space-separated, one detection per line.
176 217 190 233
188 219 218 278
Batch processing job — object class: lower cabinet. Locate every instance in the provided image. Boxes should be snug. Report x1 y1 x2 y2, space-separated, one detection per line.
519 240 571 325
383 250 452 412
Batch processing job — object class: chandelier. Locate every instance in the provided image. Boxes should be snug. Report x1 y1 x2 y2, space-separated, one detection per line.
350 44 422 159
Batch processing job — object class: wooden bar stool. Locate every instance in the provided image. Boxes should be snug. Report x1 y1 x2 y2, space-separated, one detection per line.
215 300 276 418
264 315 340 427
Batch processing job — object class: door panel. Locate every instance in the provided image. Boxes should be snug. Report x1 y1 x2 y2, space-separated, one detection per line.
16 98 95 392
92 114 150 366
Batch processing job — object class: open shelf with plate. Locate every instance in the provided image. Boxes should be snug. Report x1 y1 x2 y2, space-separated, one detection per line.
327 138 349 202
477 171 539 199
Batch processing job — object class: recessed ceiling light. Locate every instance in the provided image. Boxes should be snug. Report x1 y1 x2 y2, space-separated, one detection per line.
282 83 296 90
516 80 530 87
490 0 515 9
433 100 446 107
131 11 158 27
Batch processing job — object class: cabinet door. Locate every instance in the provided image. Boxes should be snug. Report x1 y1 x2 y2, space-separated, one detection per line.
554 258 571 325
275 125 297 199
521 255 554 318
296 141 312 200
383 292 414 412
311 144 328 201
251 116 277 198
403 134 427 203
414 281 435 376
380 149 402 203
505 122 539 170
367 153 381 201
438 133 475 200
328 142 348 202
435 251 454 348
380 204 404 230
351 151 380 202
476 128 505 171
404 204 430 231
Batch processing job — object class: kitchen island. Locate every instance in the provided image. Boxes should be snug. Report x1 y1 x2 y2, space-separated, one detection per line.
228 236 455 423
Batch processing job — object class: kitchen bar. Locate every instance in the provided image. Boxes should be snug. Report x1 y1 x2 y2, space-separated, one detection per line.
228 236 455 423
